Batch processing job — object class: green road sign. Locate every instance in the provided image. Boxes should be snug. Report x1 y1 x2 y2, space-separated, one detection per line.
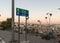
16 8 29 17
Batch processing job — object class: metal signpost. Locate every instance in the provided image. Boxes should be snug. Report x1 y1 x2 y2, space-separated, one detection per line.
18 16 20 43
16 8 20 43
25 17 29 43
16 8 29 43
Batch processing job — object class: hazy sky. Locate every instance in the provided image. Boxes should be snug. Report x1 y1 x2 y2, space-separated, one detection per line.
0 0 60 24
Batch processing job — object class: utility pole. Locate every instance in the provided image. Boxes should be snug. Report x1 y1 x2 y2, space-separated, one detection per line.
12 0 15 42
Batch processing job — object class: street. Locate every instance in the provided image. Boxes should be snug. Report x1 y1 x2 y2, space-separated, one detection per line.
0 30 59 43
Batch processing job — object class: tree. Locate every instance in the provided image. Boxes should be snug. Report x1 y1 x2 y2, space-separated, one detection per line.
6 18 12 28
50 13 52 16
45 17 47 19
1 21 7 30
1 18 12 30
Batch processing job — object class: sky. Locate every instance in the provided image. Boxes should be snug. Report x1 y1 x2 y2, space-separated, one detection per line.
0 0 60 24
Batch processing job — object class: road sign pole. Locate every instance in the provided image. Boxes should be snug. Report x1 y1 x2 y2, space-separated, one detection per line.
25 17 29 43
12 0 15 42
16 8 29 43
18 16 20 43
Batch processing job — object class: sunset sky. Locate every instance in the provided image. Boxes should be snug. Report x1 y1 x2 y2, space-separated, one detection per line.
0 0 60 24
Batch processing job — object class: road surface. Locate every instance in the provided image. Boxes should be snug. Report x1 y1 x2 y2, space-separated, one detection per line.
0 30 59 43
